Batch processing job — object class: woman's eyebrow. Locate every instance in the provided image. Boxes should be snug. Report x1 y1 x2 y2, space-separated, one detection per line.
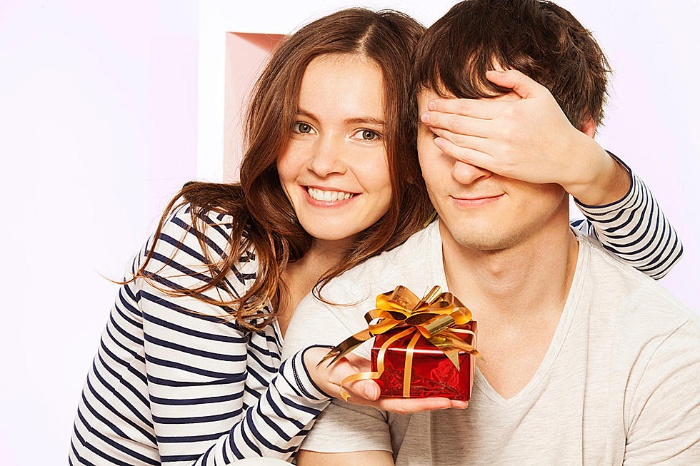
344 117 385 126
296 108 385 127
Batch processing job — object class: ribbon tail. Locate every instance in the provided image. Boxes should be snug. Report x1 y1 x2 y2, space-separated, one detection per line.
338 327 414 400
318 329 372 367
443 348 462 368
338 371 381 401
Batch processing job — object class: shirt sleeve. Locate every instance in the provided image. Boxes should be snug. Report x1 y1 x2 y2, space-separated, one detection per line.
624 317 700 464
571 153 683 279
300 401 393 454
70 205 330 465
191 349 331 464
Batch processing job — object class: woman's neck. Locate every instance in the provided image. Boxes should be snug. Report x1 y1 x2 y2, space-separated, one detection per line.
276 240 349 335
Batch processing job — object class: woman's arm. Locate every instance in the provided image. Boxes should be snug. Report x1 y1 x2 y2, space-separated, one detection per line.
70 206 329 465
572 154 683 279
136 207 339 464
182 348 331 464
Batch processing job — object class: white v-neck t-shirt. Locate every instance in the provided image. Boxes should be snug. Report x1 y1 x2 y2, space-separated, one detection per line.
282 221 700 465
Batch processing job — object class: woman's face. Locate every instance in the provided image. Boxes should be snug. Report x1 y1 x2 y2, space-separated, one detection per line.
277 54 392 248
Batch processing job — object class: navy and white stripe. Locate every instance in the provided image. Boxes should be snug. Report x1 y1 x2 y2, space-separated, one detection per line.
573 160 683 279
70 205 329 465
70 175 683 465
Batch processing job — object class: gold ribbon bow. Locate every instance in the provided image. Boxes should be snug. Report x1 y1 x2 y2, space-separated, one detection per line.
320 285 480 400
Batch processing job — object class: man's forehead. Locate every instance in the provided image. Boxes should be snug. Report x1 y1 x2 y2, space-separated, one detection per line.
416 60 508 104
417 87 452 109
418 88 440 98
417 85 518 109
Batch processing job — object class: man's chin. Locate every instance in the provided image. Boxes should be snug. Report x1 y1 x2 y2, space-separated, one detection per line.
449 227 526 253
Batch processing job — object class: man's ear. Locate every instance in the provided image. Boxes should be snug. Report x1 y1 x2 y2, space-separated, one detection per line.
580 116 596 138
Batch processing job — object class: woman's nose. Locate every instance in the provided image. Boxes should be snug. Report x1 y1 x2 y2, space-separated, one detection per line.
307 136 347 177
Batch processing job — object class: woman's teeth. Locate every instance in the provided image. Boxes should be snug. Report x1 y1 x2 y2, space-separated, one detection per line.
307 188 354 202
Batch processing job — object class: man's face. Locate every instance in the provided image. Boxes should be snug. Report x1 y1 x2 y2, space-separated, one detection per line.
417 88 570 252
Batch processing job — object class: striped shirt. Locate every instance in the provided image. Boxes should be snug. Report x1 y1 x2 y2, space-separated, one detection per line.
574 165 682 279
69 167 682 465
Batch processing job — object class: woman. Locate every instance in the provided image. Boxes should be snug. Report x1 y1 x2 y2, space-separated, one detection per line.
69 7 681 465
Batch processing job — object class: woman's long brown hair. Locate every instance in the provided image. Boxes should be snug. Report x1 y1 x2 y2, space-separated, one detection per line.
136 8 435 331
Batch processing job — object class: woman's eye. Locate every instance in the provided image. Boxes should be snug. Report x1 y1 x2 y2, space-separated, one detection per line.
354 129 381 141
362 130 378 141
293 122 314 134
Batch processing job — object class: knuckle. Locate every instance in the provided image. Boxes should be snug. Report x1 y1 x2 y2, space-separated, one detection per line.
453 134 468 147
498 126 517 143
445 114 460 131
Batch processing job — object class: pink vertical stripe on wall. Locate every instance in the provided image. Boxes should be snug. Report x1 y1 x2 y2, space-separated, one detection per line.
224 33 284 182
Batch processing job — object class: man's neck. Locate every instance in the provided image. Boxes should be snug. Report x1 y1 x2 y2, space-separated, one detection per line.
440 220 580 399
440 220 579 321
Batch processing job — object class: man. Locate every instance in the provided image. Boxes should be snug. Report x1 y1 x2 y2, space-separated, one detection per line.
282 0 700 464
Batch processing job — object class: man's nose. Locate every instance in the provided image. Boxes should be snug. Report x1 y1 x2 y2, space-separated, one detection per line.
451 159 492 185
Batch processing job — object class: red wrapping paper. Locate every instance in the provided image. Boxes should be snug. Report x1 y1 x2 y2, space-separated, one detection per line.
319 285 480 403
371 322 477 401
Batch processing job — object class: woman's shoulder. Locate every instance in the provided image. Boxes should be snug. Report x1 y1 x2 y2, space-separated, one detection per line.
141 201 256 271
129 201 263 307
165 202 237 244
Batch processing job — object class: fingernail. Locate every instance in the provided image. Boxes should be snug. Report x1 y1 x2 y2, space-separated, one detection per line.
428 100 437 110
421 112 430 123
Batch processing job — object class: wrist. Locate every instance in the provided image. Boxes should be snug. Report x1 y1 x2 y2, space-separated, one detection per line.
300 346 335 399
565 138 630 205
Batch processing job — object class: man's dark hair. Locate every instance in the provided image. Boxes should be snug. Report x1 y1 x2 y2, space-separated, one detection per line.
413 0 611 130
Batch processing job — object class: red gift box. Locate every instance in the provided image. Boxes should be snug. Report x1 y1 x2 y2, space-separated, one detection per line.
371 322 477 401
320 286 479 403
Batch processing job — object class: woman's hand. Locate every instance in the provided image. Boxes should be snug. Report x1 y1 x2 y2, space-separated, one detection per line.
420 69 630 206
303 346 467 414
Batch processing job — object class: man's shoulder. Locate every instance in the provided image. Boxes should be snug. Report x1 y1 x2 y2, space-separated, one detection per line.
324 222 441 298
580 235 697 336
282 223 442 359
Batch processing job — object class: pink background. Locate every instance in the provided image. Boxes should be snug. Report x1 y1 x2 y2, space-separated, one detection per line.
224 32 283 179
